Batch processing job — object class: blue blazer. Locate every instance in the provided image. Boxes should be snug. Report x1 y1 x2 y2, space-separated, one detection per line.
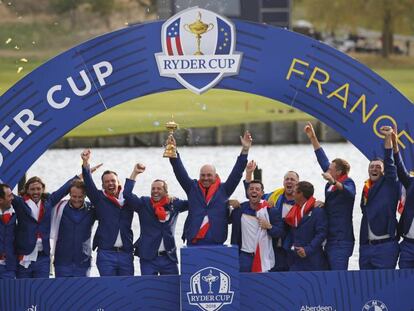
315 148 355 242
230 201 284 250
394 151 414 236
54 201 96 267
359 148 400 244
170 153 247 245
123 179 188 262
12 177 77 256
82 166 134 252
289 207 328 271
0 212 17 271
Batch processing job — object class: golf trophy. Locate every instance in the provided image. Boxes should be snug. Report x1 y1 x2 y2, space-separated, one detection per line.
163 120 178 158
184 12 214 55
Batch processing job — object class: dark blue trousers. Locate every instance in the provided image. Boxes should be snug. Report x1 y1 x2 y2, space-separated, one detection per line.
55 264 90 277
359 240 399 270
140 255 178 275
325 240 354 270
398 239 414 269
16 253 50 279
0 265 15 279
97 249 134 276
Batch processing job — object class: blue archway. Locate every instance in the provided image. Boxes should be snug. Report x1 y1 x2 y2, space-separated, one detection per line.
1 9 413 187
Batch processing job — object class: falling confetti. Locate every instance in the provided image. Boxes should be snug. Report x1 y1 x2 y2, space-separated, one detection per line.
202 104 207 111
5 38 12 44
107 128 114 132
17 67 23 73
14 45 20 50
153 121 160 126
124 21 129 26
32 41 36 45
20 58 28 63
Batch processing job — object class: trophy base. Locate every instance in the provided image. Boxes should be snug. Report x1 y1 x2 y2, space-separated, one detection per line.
163 152 178 158
194 51 204 55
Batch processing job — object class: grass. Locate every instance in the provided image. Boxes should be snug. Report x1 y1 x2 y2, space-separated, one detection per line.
1 54 413 137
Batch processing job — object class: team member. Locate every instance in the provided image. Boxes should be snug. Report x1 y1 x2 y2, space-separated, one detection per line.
168 131 252 245
0 184 16 279
51 180 96 277
231 180 284 272
359 126 400 270
244 160 298 271
304 122 355 270
392 128 414 268
13 175 78 278
124 163 188 275
285 181 328 271
81 149 134 276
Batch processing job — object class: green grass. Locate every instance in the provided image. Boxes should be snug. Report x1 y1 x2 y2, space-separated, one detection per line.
1 56 413 137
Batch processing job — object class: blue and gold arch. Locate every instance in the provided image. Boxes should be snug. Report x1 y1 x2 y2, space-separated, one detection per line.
1 18 413 187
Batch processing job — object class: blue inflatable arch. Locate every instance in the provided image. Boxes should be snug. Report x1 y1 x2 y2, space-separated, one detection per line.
1 11 413 187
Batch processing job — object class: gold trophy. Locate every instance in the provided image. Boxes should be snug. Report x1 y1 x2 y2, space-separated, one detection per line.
184 12 214 55
163 120 179 158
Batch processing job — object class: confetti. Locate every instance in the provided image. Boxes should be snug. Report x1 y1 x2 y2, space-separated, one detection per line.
153 121 160 126
14 45 20 50
107 128 114 132
5 38 12 44
32 41 36 45
20 58 28 63
17 67 23 73
124 22 129 26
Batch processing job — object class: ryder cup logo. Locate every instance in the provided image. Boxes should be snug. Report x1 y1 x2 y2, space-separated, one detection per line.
362 300 388 311
187 267 234 311
155 7 242 94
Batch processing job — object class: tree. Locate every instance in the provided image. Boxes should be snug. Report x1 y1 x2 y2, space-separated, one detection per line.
89 0 115 28
298 0 414 58
49 0 84 28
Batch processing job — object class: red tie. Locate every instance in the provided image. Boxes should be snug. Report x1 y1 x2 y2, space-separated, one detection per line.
2 213 11 224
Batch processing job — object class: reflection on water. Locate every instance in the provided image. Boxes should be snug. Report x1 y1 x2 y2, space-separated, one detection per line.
27 143 371 275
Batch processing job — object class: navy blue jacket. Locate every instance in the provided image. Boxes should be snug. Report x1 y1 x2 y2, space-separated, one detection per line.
360 148 400 245
0 212 17 271
170 153 247 245
230 202 284 250
394 151 414 236
315 148 355 242
289 207 328 270
123 179 188 262
54 201 96 267
12 177 77 256
82 166 134 252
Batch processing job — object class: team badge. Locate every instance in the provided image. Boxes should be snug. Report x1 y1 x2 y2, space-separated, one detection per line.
155 7 242 94
362 299 388 311
187 266 234 311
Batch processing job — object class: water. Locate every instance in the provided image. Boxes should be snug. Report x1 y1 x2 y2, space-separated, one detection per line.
26 143 372 275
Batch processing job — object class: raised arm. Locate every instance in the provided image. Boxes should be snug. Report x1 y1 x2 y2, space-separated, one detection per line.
380 126 398 181
123 163 146 209
81 149 101 203
304 122 330 172
167 136 193 193
223 131 252 195
48 176 79 207
392 127 412 188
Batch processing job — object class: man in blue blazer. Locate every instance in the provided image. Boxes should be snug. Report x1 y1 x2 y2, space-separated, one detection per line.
51 180 96 277
359 126 400 270
243 161 298 271
285 181 328 271
304 122 355 270
13 175 78 278
81 149 134 276
392 128 414 269
231 180 284 272
0 183 16 279
124 163 188 275
168 131 252 245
